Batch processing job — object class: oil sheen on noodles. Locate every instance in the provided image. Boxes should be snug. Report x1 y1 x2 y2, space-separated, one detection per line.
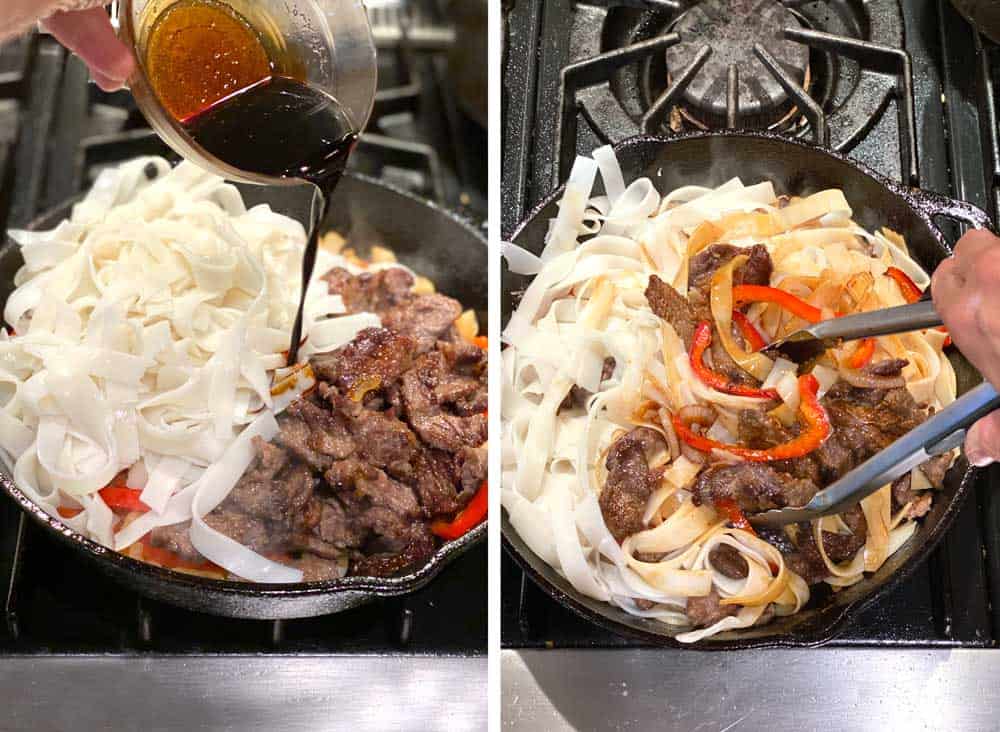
0 157 416 582
501 147 955 642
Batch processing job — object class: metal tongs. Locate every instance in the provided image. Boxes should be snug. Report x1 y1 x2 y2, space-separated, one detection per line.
749 300 1000 528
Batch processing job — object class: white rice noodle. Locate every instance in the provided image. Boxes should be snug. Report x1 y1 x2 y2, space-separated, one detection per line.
0 156 413 567
501 240 544 275
188 412 303 583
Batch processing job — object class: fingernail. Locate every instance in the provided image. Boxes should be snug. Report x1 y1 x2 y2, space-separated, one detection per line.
969 451 996 468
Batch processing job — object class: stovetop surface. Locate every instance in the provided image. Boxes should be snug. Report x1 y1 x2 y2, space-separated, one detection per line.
0 9 486 657
502 0 1000 649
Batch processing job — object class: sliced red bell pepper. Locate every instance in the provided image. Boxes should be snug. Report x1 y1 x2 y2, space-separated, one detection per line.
714 498 757 535
733 285 824 324
885 266 923 303
731 309 768 352
672 374 830 461
689 322 779 399
99 487 150 513
846 338 876 369
431 481 487 541
885 267 951 346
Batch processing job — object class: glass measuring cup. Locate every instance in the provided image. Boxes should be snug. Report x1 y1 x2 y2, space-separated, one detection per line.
113 0 377 187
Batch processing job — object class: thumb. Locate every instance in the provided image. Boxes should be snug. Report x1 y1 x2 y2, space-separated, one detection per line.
965 410 1000 468
41 8 135 91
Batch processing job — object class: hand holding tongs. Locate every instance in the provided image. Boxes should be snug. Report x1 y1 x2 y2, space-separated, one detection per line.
749 300 1000 528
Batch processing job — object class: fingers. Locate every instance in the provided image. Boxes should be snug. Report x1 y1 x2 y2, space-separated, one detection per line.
41 8 134 90
952 228 997 260
966 411 1000 467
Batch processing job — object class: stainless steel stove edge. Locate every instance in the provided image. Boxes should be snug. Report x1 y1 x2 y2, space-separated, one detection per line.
503 648 1000 731
0 655 487 732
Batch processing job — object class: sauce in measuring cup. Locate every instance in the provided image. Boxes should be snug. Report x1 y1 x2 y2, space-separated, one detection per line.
143 0 361 365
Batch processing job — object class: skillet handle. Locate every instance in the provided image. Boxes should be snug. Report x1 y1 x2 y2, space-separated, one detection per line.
907 188 996 235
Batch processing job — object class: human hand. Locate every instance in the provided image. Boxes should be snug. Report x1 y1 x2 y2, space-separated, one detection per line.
932 228 1000 466
6 2 134 92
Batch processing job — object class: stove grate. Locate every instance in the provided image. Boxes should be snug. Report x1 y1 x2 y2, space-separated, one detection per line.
554 1 917 186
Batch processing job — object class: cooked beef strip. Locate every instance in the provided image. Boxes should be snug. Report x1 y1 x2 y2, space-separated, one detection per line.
382 293 462 353
599 427 667 543
149 522 201 562
412 448 475 517
399 350 487 452
686 589 739 627
228 439 314 522
645 275 698 347
332 461 423 548
352 523 437 578
316 388 420 477
779 506 868 582
202 509 274 553
275 399 355 471
815 381 927 483
310 327 416 394
863 358 909 377
457 446 488 494
757 527 796 555
290 552 344 582
709 544 749 579
821 505 867 563
439 339 488 377
561 357 616 412
737 410 821 484
192 283 485 579
322 266 415 313
311 496 368 549
891 473 915 511
891 472 936 519
783 532 829 585
688 243 772 294
691 462 819 514
918 452 952 489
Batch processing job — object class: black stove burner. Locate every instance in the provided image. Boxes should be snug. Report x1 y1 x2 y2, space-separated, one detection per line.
665 0 808 126
554 0 914 186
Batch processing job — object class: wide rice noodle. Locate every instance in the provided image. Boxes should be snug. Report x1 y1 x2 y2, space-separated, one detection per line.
0 157 417 582
501 145 957 642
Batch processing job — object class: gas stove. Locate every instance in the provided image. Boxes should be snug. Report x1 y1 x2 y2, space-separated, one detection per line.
504 0 1000 723
501 0 1000 729
0 6 485 727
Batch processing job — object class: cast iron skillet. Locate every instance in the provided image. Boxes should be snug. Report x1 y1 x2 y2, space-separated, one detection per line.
0 171 487 619
502 130 994 649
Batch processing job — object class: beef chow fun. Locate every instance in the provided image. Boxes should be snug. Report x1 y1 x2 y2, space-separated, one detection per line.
0 157 486 584
501 146 955 642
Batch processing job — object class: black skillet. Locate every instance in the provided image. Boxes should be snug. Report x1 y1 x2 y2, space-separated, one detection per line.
0 172 487 619
502 130 994 648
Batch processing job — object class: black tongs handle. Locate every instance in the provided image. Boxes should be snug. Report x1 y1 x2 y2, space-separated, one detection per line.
750 381 1000 528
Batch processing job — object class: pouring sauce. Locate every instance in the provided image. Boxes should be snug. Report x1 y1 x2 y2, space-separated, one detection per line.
144 1 359 365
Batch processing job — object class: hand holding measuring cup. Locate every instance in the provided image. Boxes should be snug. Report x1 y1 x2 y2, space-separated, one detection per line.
2 2 134 91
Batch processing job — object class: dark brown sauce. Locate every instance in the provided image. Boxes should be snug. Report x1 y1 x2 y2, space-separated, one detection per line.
182 75 358 364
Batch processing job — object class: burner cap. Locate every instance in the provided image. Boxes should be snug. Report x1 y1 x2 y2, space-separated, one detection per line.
664 0 808 123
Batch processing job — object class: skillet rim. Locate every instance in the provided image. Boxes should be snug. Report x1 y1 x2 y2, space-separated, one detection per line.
502 129 989 649
0 170 487 602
